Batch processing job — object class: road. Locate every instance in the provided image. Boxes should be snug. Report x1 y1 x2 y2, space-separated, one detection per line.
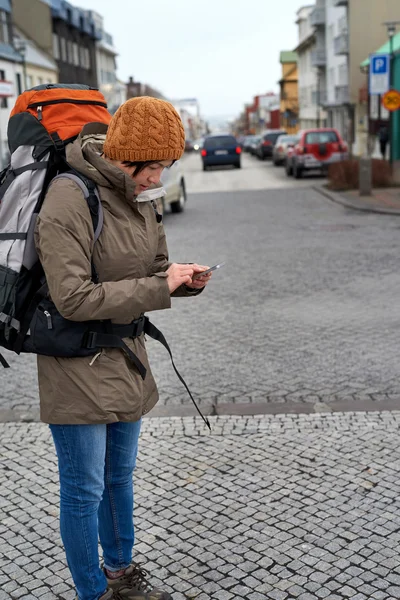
1 151 400 420
1 151 400 600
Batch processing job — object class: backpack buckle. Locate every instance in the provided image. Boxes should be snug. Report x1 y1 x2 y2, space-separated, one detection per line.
84 331 97 349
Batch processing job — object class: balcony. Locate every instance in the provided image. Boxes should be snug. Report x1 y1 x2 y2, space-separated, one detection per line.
334 0 348 5
311 48 327 67
335 85 350 104
310 6 326 27
334 33 349 55
312 88 327 106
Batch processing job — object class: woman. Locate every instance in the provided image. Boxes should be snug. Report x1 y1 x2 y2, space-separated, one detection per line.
34 97 211 600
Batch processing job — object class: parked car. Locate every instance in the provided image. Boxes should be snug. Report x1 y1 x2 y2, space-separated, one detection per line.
255 130 287 160
185 139 194 152
160 160 187 213
201 134 241 170
272 134 299 166
288 128 348 178
237 135 246 148
248 135 262 155
285 145 296 176
193 138 204 151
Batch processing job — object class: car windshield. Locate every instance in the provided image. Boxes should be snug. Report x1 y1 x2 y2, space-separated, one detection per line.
278 135 298 144
305 131 339 144
265 132 284 143
204 136 237 149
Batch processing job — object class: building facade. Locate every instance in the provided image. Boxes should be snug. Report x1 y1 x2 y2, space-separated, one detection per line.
14 28 58 90
279 51 299 133
0 1 25 167
51 1 101 87
296 4 327 130
86 10 121 113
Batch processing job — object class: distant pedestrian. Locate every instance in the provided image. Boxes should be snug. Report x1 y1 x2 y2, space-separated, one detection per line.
35 97 212 600
378 125 389 160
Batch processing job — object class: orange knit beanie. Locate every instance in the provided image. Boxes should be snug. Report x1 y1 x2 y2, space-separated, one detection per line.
103 96 185 162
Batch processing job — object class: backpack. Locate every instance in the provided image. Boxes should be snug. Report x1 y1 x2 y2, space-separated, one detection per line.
0 83 111 364
0 84 211 430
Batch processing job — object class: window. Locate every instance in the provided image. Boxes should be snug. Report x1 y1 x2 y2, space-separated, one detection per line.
26 74 33 89
67 41 73 64
73 43 79 66
53 33 60 60
80 45 86 68
60 37 67 62
0 10 9 44
0 69 7 108
38 77 43 85
16 73 22 95
204 136 237 149
305 131 338 144
85 48 91 69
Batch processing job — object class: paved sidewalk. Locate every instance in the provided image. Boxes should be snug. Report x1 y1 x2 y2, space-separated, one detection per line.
1 412 400 600
315 186 400 215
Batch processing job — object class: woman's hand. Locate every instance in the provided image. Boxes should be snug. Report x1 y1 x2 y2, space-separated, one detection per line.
185 264 212 290
166 263 195 293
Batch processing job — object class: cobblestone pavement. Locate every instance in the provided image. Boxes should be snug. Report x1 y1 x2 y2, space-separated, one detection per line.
1 411 400 600
2 153 400 419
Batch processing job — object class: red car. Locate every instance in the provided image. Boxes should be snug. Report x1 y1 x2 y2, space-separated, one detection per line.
286 128 348 178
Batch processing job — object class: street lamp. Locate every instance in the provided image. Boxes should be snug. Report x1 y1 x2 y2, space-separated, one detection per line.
14 39 27 91
383 21 400 166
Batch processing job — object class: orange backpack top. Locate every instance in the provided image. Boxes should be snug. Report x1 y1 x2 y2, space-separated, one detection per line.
11 83 112 142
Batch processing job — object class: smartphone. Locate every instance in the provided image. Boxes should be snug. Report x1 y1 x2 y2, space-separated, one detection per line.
193 262 225 280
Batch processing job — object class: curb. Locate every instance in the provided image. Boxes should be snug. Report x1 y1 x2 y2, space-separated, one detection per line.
2 398 400 423
313 185 400 216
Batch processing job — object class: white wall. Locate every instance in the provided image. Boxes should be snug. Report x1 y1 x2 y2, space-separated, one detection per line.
0 59 24 168
325 0 348 106
297 6 319 127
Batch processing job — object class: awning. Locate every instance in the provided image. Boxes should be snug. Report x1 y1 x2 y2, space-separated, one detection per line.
0 0 11 13
361 31 400 68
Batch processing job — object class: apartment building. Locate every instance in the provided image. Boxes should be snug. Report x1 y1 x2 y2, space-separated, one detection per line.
295 4 327 129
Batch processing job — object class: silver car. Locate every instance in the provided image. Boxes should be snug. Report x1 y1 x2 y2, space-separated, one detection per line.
160 160 187 214
272 134 299 166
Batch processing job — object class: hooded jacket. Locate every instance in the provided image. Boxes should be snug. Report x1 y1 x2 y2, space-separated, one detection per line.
34 123 197 424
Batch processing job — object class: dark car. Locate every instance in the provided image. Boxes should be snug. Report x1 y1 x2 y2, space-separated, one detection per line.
201 135 241 171
255 130 287 160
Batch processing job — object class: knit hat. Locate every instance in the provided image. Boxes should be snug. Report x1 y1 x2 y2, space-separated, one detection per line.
103 96 185 162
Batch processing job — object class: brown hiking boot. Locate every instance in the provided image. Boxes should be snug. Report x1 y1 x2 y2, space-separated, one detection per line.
105 564 172 600
75 589 114 600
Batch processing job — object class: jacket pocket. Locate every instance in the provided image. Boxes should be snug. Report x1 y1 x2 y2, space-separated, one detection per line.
23 298 95 357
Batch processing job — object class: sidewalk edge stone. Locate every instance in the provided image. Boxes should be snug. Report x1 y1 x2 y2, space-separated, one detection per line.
313 184 400 215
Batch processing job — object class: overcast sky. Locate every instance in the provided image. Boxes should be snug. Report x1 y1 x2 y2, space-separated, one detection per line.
71 0 307 120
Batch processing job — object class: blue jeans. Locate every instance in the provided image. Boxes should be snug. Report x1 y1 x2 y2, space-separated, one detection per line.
50 420 142 600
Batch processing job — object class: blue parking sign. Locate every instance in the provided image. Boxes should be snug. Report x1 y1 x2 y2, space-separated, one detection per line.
369 54 390 95
372 55 388 74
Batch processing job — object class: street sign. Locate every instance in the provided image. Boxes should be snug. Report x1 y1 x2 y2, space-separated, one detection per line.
369 54 390 95
382 89 400 112
0 80 13 98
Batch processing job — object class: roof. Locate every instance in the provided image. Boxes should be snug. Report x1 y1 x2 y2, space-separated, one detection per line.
361 31 400 67
280 51 298 64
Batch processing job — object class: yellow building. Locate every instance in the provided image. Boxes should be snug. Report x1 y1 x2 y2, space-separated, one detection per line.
279 51 299 133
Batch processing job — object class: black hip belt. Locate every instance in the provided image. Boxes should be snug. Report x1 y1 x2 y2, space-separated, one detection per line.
11 301 210 430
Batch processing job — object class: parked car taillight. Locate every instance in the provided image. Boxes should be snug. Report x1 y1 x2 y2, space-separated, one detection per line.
263 140 272 146
201 149 207 157
236 146 241 154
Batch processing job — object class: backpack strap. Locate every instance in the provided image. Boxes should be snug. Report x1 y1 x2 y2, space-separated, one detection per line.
53 172 103 284
52 172 103 242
